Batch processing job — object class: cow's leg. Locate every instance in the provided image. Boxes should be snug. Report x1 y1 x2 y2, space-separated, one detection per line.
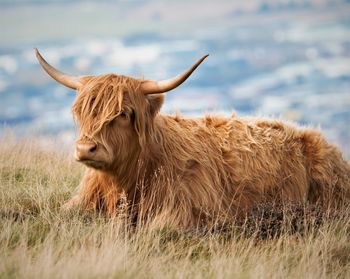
62 195 82 210
62 169 101 212
62 169 125 216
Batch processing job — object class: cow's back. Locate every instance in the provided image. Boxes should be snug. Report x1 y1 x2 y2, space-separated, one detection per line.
222 115 350 208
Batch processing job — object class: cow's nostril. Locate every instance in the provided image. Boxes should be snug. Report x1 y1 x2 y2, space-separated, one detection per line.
89 144 97 153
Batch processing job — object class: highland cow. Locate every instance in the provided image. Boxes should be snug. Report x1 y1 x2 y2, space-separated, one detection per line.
35 49 350 229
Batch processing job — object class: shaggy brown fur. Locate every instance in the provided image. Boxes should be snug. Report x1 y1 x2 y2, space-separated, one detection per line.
65 73 350 229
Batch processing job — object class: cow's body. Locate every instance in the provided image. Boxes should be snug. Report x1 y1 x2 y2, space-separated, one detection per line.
34 49 350 229
74 113 350 228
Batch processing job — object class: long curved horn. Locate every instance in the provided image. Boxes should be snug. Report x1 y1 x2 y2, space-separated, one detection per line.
140 54 209 95
34 48 83 90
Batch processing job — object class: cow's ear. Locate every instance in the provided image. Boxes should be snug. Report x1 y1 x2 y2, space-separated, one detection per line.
146 94 165 117
133 94 164 148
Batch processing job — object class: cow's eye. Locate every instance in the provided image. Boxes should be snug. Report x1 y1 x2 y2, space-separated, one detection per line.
120 112 128 118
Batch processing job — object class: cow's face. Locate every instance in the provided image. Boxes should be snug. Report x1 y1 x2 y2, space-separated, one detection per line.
72 74 138 170
72 74 164 170
34 48 208 171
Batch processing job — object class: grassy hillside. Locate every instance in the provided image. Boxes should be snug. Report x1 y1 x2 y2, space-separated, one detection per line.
0 135 349 279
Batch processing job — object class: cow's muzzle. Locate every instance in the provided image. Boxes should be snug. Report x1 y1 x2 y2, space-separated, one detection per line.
75 142 98 162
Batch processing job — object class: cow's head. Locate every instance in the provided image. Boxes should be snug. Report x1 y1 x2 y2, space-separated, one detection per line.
35 49 208 171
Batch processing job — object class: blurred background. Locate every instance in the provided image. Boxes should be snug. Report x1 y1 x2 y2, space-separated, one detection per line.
0 0 349 156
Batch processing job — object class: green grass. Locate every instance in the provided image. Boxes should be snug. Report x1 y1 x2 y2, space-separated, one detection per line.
0 135 349 279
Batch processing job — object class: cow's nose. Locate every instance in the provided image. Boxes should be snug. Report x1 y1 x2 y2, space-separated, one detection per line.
75 142 97 160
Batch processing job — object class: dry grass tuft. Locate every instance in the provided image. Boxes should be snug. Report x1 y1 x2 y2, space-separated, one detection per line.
0 134 349 279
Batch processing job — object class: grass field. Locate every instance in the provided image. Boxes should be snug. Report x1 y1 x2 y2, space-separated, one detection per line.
0 134 349 279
